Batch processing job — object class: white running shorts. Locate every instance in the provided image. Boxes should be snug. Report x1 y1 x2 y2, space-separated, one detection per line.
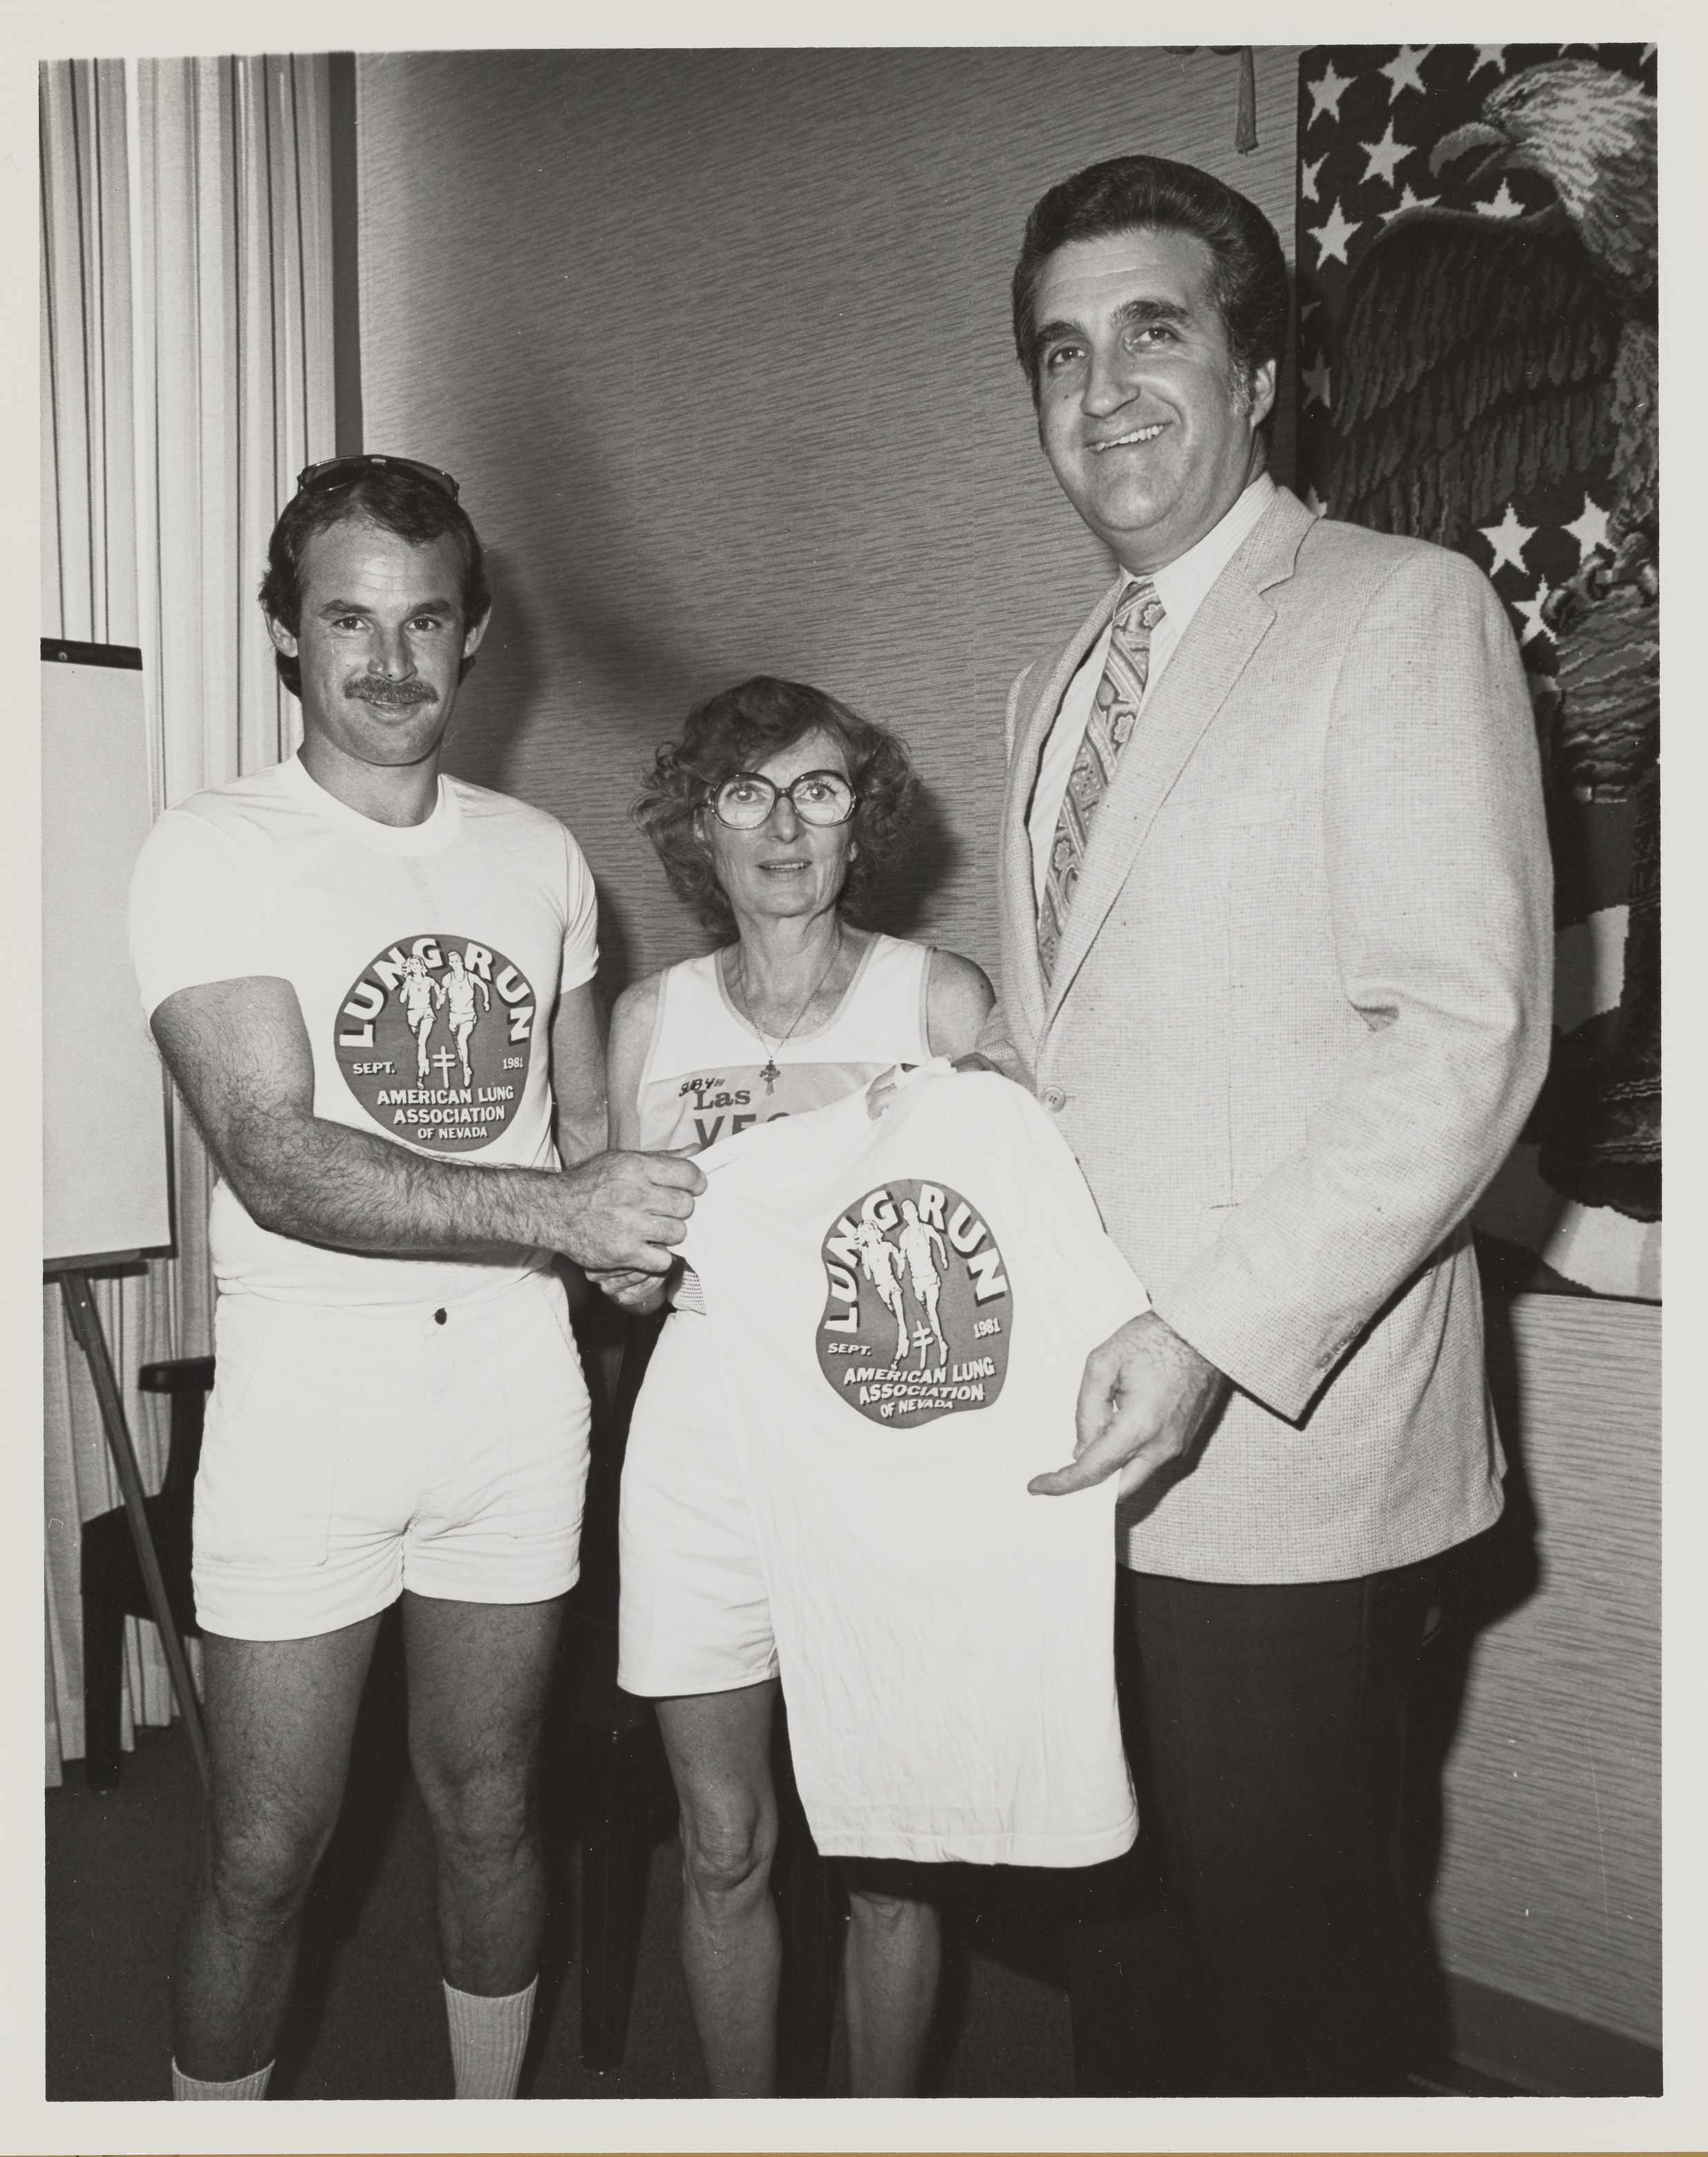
194 1270 589 1641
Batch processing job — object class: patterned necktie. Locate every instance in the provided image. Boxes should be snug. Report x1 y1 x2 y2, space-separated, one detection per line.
1038 578 1165 983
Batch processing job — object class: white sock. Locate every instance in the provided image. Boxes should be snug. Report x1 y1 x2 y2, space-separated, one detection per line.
443 1976 537 2099
171 2058 272 2100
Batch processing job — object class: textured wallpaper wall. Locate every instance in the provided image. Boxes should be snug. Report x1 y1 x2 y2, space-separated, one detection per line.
355 44 1302 993
1436 1297 1661 2051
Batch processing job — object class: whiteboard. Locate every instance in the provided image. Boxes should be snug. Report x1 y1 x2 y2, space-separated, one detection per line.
41 644 173 1267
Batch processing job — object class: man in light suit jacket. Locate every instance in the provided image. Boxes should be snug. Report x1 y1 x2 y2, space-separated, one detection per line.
978 154 1553 2093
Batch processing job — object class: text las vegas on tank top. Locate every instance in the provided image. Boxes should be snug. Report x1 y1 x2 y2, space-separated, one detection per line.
816 1178 1012 1426
333 933 536 1152
672 1068 790 1149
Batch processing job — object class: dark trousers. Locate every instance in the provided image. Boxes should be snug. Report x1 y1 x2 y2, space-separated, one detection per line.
1119 1559 1436 2096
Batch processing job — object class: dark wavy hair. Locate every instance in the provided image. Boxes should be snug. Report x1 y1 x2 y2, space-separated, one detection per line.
635 676 917 936
259 466 491 698
1011 154 1291 415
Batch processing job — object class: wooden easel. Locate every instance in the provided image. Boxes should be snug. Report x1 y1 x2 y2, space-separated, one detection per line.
43 641 205 1791
50 1259 209 1793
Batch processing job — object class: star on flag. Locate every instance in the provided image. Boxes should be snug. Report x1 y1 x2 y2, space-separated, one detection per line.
1379 46 1432 102
1360 122 1410 190
1301 153 1328 203
1512 577 1555 646
1480 504 1537 576
1564 493 1612 563
1311 198 1361 268
1301 353 1331 410
1469 47 1508 80
1307 61 1354 127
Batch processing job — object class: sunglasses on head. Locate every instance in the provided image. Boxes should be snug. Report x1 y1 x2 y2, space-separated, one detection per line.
294 454 461 502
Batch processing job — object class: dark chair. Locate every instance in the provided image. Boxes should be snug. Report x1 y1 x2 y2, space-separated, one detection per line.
556 1293 678 2072
78 1356 214 1791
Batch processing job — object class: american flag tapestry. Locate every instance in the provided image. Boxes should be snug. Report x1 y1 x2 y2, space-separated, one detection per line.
1294 42 1658 1300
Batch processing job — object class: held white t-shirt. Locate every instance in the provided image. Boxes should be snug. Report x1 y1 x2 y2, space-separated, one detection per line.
129 753 597 1307
673 1063 1147 1866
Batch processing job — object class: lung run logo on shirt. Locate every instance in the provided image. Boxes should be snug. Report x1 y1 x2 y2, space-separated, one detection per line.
816 1180 1011 1426
334 935 535 1152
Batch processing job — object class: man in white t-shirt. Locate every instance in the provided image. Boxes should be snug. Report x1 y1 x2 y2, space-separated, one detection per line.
128 456 704 2102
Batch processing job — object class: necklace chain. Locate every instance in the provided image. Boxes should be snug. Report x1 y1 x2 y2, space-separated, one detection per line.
731 928 843 1094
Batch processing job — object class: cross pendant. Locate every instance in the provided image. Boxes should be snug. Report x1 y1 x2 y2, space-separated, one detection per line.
759 1059 780 1094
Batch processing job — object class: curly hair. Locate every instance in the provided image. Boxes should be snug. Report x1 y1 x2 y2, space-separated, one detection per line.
635 676 917 936
259 465 491 698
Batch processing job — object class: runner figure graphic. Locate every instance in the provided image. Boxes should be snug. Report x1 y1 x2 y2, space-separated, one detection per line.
435 949 491 1086
399 953 439 1081
852 1216 910 1365
896 1199 949 1365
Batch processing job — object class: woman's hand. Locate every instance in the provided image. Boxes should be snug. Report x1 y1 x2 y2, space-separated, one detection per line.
865 1063 915 1120
588 1263 673 1315
867 1052 1008 1120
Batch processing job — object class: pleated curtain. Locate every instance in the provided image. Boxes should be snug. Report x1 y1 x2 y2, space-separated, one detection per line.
41 54 336 1782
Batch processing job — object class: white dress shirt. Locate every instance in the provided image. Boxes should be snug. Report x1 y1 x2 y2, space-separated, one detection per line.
1027 472 1277 913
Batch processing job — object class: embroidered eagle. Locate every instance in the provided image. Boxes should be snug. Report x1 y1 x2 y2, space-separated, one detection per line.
1328 56 1659 1222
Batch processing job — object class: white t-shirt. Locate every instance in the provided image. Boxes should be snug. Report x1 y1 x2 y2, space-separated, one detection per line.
129 753 598 1308
636 932 931 1152
674 1063 1146 1865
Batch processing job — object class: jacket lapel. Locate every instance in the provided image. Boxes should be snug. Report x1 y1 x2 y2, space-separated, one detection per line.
998 579 1124 1053
1042 489 1317 1031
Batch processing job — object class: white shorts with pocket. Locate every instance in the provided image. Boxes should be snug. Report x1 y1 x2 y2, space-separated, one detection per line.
194 1269 589 1641
617 1306 780 1697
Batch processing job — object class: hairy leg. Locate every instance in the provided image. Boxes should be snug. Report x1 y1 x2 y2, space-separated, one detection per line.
655 1680 781 2095
402 1591 565 1993
171 1616 383 2080
842 1860 941 2097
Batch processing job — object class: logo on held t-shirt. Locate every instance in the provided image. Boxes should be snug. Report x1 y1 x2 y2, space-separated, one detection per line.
816 1180 1011 1426
334 934 535 1152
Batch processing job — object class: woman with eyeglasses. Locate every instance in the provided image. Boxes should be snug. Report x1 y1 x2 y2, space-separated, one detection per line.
596 675 993 2096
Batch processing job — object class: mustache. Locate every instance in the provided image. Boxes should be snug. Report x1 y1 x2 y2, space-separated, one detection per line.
344 674 438 708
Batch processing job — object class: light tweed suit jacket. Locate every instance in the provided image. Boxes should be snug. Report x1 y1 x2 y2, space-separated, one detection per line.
982 485 1554 1582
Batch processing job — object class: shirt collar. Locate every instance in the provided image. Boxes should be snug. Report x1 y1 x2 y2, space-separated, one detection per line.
1124 471 1277 620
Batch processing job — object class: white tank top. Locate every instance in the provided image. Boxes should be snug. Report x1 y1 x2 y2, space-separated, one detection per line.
636 932 932 1152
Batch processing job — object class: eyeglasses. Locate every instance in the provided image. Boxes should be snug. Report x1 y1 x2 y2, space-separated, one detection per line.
294 454 461 502
706 769 857 830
